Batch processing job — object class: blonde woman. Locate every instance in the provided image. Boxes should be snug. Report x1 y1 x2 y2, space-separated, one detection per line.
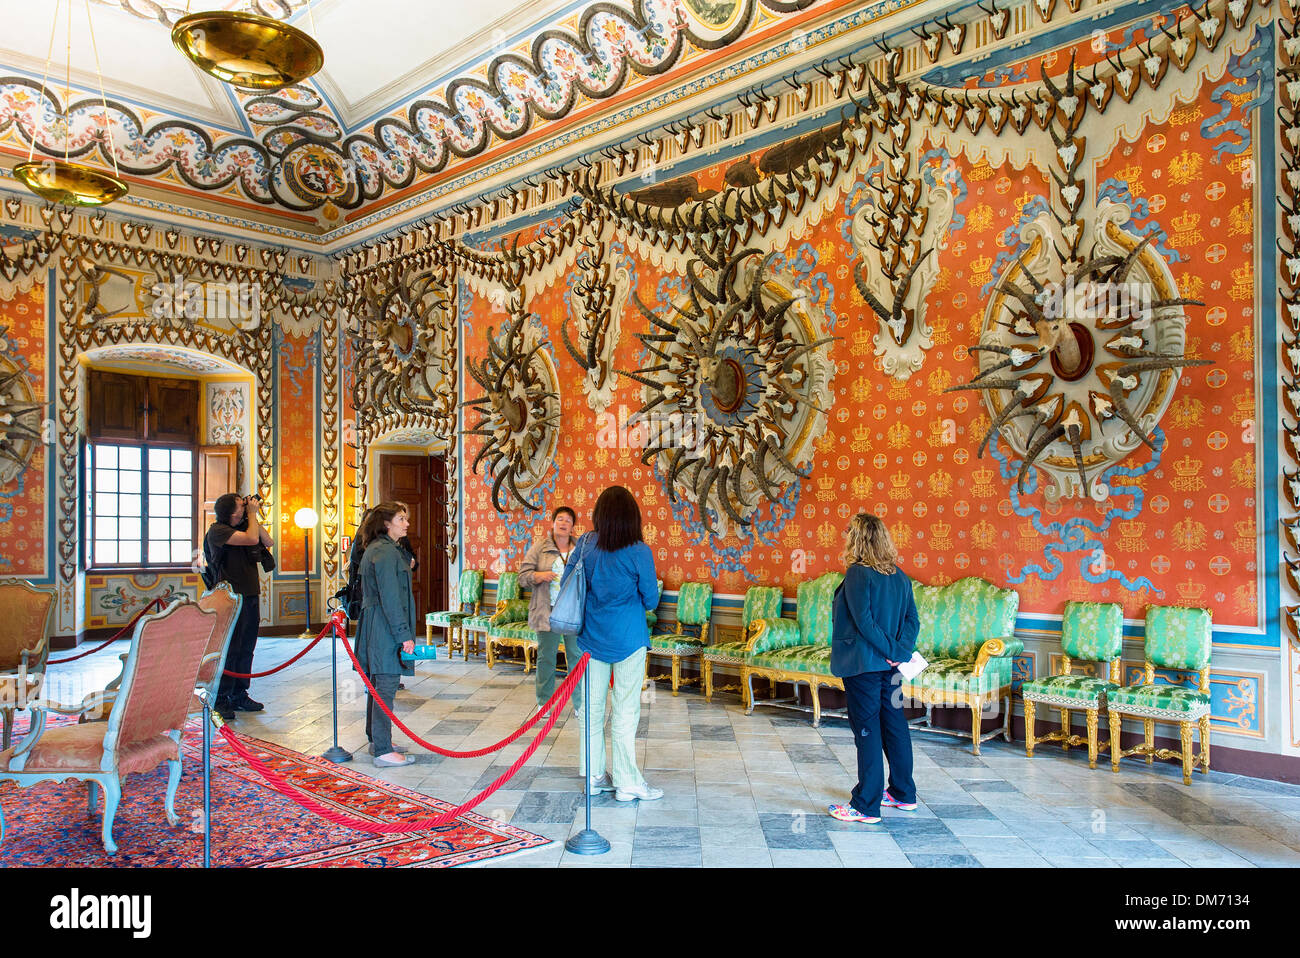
827 513 920 824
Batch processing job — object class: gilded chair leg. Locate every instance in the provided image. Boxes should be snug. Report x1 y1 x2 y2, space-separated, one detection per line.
970 706 981 756
487 641 495 670
1059 708 1070 750
1143 718 1154 763
1179 722 1194 785
100 777 121 856
703 661 713 702
1024 699 1036 757
671 656 680 696
811 683 821 729
1198 714 1210 774
1109 709 1121 772
1085 709 1099 770
426 623 432 646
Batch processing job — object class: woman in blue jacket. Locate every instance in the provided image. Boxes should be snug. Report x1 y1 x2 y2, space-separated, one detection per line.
558 485 663 802
828 513 920 824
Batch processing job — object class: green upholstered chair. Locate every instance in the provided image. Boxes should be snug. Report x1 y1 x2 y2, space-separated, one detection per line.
1022 601 1123 768
703 585 784 704
486 597 536 671
648 581 713 695
741 572 844 727
460 572 520 660
426 569 485 657
1108 605 1212 785
0 580 55 750
901 577 1022 754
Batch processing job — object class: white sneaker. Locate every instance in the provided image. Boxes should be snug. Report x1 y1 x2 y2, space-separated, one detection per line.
585 773 615 795
615 781 664 802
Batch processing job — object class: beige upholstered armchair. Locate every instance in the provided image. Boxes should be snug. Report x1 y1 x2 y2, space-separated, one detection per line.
0 580 56 750
0 600 218 855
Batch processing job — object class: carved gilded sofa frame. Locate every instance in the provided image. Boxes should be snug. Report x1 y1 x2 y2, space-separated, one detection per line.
900 577 1022 755
486 595 537 673
740 573 844 727
462 572 520 660
703 586 784 704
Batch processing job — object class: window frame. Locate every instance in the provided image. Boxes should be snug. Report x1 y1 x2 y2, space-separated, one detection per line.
84 438 199 573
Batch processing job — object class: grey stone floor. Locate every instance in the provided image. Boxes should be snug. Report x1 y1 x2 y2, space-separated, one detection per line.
47 636 1300 868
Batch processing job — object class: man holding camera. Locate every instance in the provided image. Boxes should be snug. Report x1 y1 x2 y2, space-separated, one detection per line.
204 492 276 720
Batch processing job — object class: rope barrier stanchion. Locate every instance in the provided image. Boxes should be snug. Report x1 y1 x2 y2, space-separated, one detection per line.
207 652 590 834
199 688 213 869
321 610 352 764
47 595 167 665
566 660 609 856
336 626 581 758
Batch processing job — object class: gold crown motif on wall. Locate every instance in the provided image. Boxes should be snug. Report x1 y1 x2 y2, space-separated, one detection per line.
1171 211 1200 233
1173 455 1202 477
969 255 993 275
1176 580 1207 602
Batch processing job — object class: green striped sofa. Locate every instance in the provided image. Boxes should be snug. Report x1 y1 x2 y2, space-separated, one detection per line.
703 586 784 705
741 572 844 727
902 577 1022 754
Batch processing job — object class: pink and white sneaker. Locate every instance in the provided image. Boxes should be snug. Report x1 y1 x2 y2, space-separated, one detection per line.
827 803 881 824
882 792 917 811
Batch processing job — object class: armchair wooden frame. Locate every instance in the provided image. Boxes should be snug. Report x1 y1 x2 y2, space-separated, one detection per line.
647 618 711 696
1109 661 1211 786
1024 657 1124 769
0 600 218 855
900 637 1017 755
0 580 56 750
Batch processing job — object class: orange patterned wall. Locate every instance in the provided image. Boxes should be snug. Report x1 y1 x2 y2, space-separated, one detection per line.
0 281 47 579
277 331 318 572
460 33 1263 629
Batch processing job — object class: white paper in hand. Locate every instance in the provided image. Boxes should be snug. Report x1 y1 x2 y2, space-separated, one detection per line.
896 651 928 681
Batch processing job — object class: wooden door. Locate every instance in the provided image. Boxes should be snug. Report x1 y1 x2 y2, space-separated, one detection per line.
198 445 239 541
377 453 447 616
88 370 145 441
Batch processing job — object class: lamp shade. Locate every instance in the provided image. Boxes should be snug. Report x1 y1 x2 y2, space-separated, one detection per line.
294 507 319 530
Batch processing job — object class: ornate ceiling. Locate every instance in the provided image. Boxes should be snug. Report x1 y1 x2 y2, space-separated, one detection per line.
0 0 835 244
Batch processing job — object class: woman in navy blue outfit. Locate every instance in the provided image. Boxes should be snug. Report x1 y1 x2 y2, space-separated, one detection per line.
828 513 920 824
557 485 663 802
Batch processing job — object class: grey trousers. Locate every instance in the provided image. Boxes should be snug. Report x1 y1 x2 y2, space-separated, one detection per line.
535 630 582 711
367 672 401 755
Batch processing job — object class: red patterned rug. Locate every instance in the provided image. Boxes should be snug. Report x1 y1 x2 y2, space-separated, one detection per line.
0 718 550 867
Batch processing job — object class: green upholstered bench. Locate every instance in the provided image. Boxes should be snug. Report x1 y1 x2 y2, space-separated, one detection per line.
486 597 536 672
459 572 520 660
648 581 712 696
902 576 1022 754
741 572 844 727
702 585 784 705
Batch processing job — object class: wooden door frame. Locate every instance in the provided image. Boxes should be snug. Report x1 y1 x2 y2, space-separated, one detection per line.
374 450 449 616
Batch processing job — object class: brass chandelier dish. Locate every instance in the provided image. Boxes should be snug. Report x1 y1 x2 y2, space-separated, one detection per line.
13 160 126 207
16 0 128 207
171 11 323 90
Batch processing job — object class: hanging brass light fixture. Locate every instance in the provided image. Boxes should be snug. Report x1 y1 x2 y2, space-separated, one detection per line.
171 7 323 91
13 0 127 207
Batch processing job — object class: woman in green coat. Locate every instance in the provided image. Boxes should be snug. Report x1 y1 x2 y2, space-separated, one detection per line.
356 500 416 767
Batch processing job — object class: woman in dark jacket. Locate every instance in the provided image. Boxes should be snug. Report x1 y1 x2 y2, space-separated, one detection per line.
828 512 920 824
356 500 417 768
557 486 661 802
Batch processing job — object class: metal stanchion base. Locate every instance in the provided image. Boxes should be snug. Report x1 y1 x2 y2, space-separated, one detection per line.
322 745 353 763
565 829 611 855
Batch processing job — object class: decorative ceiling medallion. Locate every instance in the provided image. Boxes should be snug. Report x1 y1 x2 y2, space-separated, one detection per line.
171 12 324 91
282 143 351 202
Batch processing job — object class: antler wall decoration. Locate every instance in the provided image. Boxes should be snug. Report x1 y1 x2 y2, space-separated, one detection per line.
562 207 634 414
619 243 835 537
0 355 44 485
949 203 1210 499
462 294 560 513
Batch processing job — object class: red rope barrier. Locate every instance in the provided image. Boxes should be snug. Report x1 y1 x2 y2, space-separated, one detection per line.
335 620 585 758
222 621 331 678
211 651 588 834
47 596 168 665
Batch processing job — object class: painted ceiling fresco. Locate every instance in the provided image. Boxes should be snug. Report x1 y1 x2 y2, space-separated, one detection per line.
0 0 820 232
